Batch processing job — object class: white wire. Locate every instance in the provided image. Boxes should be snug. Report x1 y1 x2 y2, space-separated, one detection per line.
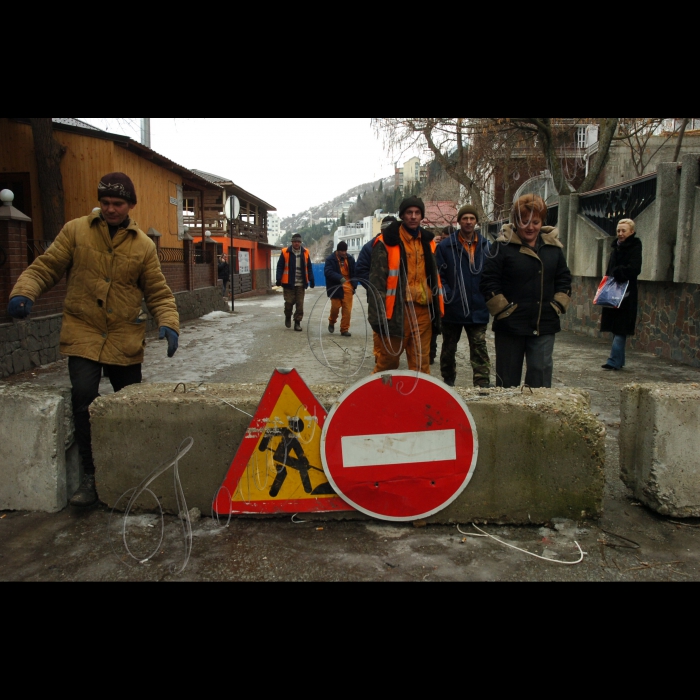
457 524 585 565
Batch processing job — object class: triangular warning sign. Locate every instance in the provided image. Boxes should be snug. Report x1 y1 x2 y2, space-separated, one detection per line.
213 369 355 515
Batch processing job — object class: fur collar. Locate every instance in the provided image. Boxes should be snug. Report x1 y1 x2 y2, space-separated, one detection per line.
498 224 563 249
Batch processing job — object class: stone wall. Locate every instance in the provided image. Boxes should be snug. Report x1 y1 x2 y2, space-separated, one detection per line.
561 277 700 367
0 286 229 378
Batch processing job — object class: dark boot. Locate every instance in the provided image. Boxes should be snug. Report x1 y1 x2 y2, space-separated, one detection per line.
70 474 98 508
443 377 456 387
285 314 292 329
294 321 302 332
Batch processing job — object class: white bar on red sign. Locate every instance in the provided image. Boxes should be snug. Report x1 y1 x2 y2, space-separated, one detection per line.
341 429 457 468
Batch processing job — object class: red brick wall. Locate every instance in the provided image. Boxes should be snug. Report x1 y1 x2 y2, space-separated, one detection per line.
194 262 215 290
163 263 188 293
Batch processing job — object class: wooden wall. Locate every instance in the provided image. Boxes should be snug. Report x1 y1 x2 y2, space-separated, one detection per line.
0 119 185 246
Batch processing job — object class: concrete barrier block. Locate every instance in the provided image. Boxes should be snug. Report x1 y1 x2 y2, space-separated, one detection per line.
429 388 605 524
93 383 605 525
0 384 75 513
621 382 700 517
91 384 265 514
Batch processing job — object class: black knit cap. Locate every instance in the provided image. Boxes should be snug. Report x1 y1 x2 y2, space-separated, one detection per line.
399 196 425 219
98 172 137 204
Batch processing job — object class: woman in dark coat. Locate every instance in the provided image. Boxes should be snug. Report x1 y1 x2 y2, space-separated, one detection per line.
600 218 643 370
481 195 572 389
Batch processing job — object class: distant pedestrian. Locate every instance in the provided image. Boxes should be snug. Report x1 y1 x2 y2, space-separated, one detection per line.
481 195 571 389
436 205 492 387
218 254 230 298
368 197 443 374
325 241 357 337
276 233 315 332
600 219 643 371
7 172 180 508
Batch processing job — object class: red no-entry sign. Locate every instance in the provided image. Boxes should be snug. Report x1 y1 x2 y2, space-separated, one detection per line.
321 371 478 522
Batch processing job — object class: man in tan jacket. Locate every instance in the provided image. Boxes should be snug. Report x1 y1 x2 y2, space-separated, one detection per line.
7 173 180 507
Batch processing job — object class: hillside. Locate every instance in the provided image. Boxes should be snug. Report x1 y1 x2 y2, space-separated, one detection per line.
281 175 395 233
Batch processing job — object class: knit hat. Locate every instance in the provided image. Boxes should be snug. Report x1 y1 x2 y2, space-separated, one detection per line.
399 196 425 219
381 215 398 230
457 204 479 223
291 233 302 242
98 173 137 204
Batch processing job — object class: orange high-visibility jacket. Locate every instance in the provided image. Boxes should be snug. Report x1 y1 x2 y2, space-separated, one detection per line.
279 248 311 288
373 234 444 321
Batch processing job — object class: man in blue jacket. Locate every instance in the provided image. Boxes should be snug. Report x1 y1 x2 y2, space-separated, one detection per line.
324 241 357 337
276 233 315 332
435 205 491 387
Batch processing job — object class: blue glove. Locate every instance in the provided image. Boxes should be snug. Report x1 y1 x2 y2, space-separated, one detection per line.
159 326 179 358
8 296 33 319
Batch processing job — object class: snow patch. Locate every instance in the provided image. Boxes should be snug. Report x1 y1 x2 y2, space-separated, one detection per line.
201 311 231 320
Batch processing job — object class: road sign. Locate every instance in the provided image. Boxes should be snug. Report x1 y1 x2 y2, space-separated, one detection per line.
321 371 478 522
213 369 355 516
224 195 240 221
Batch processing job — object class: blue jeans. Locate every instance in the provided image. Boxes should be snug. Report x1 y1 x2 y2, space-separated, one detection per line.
607 334 627 369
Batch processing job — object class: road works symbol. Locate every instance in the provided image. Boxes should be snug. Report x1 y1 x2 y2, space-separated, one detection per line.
321 371 478 522
214 369 355 515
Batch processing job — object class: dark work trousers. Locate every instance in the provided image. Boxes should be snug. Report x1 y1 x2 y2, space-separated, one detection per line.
494 333 556 389
69 357 142 474
283 286 306 322
440 322 490 386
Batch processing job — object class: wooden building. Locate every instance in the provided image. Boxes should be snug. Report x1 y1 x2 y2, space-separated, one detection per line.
188 169 279 294
0 118 226 326
0 118 220 247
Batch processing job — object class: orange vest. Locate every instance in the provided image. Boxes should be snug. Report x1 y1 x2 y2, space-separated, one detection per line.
281 248 310 286
373 234 444 320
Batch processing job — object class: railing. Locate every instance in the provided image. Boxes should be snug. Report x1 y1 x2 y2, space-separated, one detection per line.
184 215 268 242
27 239 53 263
194 249 214 265
579 173 657 236
159 247 185 263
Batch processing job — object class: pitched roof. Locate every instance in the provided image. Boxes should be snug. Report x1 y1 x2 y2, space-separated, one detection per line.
53 118 102 131
191 169 230 184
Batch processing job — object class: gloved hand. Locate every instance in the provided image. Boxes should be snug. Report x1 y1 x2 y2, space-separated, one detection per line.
8 296 33 319
340 277 347 284
159 326 179 358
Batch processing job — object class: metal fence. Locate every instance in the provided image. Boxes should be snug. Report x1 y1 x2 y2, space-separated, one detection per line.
158 247 185 263
579 173 657 236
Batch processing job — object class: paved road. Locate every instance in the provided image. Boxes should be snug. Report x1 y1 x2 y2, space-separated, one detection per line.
2 289 700 581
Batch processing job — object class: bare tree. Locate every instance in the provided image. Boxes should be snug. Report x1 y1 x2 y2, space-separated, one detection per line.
373 118 622 223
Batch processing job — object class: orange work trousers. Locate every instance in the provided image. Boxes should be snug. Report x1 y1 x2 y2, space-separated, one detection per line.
329 286 354 333
373 303 432 375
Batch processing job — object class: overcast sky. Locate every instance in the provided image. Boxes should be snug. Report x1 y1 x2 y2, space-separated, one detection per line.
78 118 416 218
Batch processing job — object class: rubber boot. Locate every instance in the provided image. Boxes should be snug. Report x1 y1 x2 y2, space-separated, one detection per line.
70 474 98 508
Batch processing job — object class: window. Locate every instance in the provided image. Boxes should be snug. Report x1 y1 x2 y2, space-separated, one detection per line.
183 198 196 215
576 126 586 149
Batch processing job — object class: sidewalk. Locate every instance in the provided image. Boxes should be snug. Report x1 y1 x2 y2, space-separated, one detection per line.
2 288 700 581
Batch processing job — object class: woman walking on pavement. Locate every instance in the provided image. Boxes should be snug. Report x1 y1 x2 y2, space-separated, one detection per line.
600 219 643 371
